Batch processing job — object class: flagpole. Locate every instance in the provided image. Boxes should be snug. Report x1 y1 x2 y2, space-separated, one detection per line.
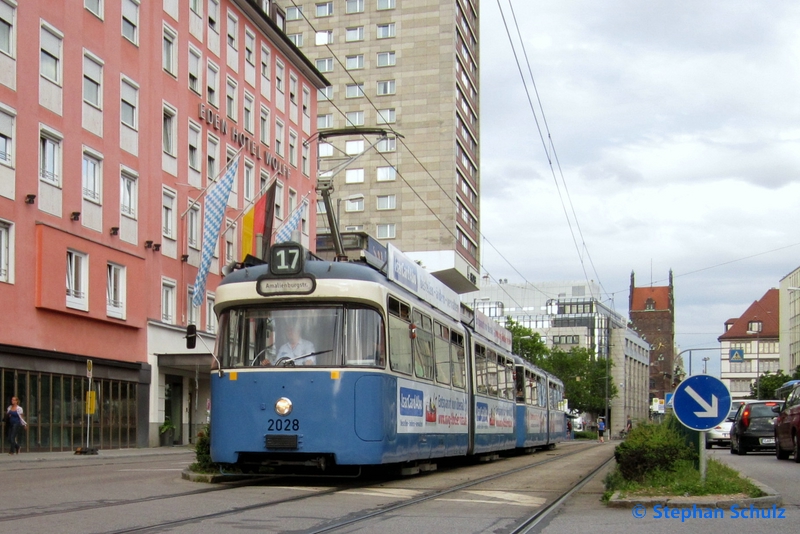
181 144 248 219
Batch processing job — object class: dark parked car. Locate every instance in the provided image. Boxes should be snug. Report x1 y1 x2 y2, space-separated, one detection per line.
730 400 780 455
774 382 800 461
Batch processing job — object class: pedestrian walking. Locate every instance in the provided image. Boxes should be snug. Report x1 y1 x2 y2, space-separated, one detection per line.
5 396 27 454
597 417 606 443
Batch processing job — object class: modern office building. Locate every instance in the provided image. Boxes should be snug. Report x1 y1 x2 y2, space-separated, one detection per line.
465 279 650 434
285 0 481 293
779 267 800 374
0 0 326 450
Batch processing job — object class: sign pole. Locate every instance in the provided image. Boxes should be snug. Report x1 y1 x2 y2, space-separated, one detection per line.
699 431 707 482
86 360 93 449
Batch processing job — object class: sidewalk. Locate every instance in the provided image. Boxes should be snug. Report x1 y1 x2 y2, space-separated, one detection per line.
0 445 195 466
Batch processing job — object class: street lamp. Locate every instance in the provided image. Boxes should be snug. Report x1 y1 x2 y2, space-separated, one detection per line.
747 321 762 399
702 356 710 374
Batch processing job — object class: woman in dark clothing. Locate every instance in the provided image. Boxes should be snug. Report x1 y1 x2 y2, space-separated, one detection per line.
6 396 27 454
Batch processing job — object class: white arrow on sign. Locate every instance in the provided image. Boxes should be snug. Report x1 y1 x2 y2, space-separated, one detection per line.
686 386 718 417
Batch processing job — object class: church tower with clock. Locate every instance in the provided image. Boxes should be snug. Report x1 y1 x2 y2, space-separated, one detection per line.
629 271 676 404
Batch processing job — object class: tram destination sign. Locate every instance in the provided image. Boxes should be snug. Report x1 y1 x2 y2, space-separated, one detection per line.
256 277 315 296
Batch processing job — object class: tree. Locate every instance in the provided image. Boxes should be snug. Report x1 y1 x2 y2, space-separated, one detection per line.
538 346 618 416
751 369 797 400
504 317 548 365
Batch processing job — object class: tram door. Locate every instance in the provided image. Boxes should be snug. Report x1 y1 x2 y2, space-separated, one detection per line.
164 376 183 445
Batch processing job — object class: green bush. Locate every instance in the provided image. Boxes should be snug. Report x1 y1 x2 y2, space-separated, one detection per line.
613 419 695 482
574 430 597 440
191 424 217 473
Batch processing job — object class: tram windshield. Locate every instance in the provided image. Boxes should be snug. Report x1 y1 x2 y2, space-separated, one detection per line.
216 305 385 368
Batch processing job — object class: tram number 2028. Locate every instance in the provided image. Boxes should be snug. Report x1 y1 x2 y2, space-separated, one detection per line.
267 418 299 432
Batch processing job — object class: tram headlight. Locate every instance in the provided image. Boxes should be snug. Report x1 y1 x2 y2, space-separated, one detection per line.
275 397 293 416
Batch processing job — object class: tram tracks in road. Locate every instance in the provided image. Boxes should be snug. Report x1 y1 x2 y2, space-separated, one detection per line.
0 442 609 532
101 442 607 534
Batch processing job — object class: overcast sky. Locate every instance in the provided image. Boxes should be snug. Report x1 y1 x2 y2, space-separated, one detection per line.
478 1 800 376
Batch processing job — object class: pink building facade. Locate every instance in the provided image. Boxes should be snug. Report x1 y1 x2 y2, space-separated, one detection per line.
0 0 326 450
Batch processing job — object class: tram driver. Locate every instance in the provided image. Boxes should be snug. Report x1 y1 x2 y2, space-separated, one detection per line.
275 321 316 365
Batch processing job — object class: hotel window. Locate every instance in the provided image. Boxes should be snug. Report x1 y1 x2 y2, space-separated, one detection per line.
0 109 11 165
377 136 396 153
316 30 332 46
276 60 285 94
289 75 298 104
319 86 333 101
377 23 395 39
208 0 219 33
377 108 395 124
377 166 396 181
188 203 200 249
189 48 202 93
345 168 364 183
121 0 139 44
345 83 364 98
207 135 218 181
275 121 284 156
377 0 395 10
0 1 13 56
245 30 255 65
319 142 333 157
302 144 309 176
162 104 176 156
106 263 125 319
317 114 332 129
82 151 101 203
346 55 364 70
346 111 364 127
40 131 61 186
163 26 177 75
288 33 303 47
377 51 396 67
207 62 219 107
121 169 137 218
377 194 396 210
67 250 89 310
226 11 238 49
162 188 176 239
261 44 271 84
190 0 201 15
40 26 62 83
161 279 176 324
345 140 363 155
275 182 284 219
377 79 396 95
315 58 333 73
85 0 102 18
244 93 254 133
316 2 333 17
0 220 9 283
286 6 302 20
206 295 217 332
225 221 235 262
188 122 201 170
289 131 297 167
376 224 396 239
226 78 237 120
244 160 254 201
83 54 102 108
345 26 364 42
346 0 364 13
302 87 310 118
187 287 199 325
260 105 270 145
120 79 138 128
345 197 364 212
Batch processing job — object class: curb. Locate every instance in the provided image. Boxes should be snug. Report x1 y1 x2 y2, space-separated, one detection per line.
607 477 782 509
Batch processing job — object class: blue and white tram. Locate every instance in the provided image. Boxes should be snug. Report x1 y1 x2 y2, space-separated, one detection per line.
202 242 563 471
513 358 566 450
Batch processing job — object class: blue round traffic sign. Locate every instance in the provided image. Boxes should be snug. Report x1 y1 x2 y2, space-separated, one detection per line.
672 375 732 431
